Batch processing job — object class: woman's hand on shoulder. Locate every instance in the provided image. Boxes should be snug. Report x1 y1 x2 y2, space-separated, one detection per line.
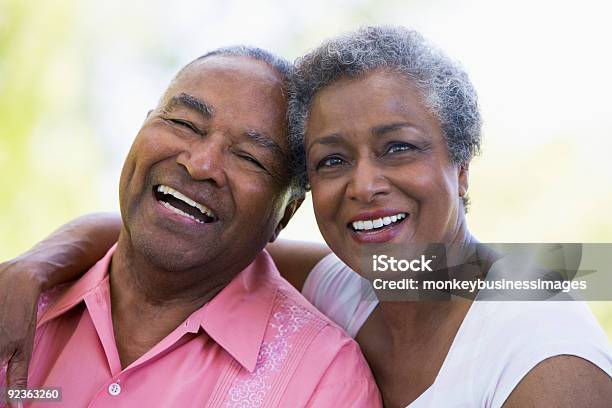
0 212 121 389
0 257 43 390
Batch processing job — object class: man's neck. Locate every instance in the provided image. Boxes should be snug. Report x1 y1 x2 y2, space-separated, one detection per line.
108 232 237 368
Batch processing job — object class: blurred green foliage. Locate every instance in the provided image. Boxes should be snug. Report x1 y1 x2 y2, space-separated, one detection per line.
0 0 99 258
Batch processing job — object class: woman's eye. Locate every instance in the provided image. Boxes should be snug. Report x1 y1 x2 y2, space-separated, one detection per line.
317 156 346 169
385 142 416 155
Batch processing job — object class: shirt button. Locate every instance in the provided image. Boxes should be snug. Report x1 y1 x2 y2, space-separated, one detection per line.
108 382 122 396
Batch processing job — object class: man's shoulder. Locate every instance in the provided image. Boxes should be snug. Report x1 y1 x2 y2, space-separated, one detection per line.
260 287 380 406
264 272 370 370
268 279 354 344
260 248 351 334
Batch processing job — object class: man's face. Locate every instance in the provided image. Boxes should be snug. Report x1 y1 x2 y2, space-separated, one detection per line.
118 55 296 275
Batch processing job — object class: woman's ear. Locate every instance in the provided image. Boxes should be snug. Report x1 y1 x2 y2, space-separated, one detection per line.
458 162 470 198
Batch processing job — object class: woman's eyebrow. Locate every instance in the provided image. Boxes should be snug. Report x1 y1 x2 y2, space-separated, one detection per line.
315 134 344 145
371 122 421 136
306 133 345 155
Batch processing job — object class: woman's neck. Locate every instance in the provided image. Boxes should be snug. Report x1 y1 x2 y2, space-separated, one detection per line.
374 218 478 351
379 299 469 342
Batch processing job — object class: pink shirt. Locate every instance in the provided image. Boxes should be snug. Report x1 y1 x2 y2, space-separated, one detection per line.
1 245 380 407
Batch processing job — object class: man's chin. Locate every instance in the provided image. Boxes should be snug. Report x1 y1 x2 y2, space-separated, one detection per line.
129 230 214 273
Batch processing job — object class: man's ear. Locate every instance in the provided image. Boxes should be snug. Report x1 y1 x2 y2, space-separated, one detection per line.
458 162 470 198
142 109 155 125
269 197 304 243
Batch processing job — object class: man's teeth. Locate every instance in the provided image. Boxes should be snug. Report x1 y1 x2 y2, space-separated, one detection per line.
352 213 407 231
160 201 204 224
157 185 215 218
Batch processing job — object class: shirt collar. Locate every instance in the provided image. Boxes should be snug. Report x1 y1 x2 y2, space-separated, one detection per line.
37 243 118 327
37 243 280 373
192 250 279 372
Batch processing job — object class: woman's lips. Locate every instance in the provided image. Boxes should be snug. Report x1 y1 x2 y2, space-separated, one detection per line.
348 209 408 223
348 214 409 244
349 212 408 231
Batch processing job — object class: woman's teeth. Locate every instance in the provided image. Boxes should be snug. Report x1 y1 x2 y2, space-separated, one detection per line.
351 213 407 231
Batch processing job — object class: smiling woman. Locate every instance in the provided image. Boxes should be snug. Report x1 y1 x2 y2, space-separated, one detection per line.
305 70 469 253
288 26 611 407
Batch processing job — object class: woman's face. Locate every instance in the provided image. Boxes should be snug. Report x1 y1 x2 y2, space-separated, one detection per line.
305 69 469 271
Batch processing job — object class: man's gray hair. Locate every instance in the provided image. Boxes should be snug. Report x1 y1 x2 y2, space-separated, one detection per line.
196 45 292 83
288 26 482 203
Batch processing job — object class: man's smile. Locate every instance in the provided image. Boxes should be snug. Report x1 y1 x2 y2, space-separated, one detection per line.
153 184 218 224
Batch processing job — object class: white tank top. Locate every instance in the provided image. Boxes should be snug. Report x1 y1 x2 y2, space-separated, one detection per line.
302 253 612 408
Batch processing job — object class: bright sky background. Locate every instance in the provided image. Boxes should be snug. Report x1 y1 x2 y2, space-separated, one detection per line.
36 0 607 244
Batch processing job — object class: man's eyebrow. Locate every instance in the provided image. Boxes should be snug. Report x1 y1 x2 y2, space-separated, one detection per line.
243 129 285 158
371 122 421 136
164 92 214 119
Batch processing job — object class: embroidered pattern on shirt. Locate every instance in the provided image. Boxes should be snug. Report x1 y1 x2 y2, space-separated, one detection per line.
225 293 317 407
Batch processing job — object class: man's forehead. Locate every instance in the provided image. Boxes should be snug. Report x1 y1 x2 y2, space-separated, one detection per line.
160 56 290 150
164 56 287 117
179 55 284 86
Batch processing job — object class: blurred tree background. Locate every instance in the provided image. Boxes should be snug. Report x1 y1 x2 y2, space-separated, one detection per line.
1 0 611 337
1 0 98 251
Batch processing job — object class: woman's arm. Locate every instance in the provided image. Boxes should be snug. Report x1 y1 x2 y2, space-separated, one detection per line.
13 212 122 290
0 212 121 390
266 239 331 291
502 355 611 407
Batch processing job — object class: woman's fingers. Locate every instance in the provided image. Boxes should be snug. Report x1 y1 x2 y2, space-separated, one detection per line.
0 260 42 406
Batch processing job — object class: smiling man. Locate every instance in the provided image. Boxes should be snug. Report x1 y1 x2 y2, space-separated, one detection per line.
7 47 380 407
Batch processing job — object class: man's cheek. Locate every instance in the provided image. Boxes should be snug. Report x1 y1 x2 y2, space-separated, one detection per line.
240 189 280 221
118 156 136 203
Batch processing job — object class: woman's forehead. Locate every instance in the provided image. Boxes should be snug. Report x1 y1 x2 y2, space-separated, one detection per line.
306 70 439 138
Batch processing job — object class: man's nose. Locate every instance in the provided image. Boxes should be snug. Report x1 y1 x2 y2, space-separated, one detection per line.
176 134 227 188
346 159 390 204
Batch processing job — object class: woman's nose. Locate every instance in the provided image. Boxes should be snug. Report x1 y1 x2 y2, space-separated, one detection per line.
346 160 391 204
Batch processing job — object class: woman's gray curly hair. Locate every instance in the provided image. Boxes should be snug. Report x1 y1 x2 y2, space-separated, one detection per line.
288 26 482 206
